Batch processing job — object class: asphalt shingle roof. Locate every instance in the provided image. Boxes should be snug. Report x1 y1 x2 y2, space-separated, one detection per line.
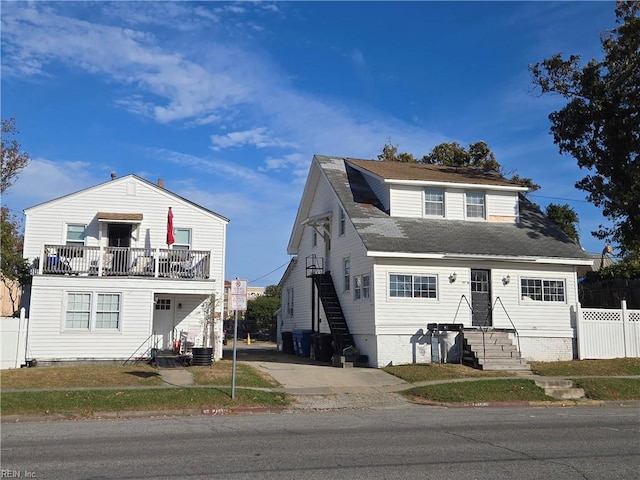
317 155 590 260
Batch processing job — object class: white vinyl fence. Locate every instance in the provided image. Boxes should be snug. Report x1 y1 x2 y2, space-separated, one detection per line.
576 301 640 359
1 308 29 369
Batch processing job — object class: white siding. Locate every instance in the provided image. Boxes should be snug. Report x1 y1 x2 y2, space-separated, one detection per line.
445 189 465 220
21 176 227 361
362 174 389 212
389 185 423 217
487 191 519 222
371 258 580 367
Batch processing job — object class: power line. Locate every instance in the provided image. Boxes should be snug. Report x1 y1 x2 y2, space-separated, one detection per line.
528 194 591 204
249 259 291 285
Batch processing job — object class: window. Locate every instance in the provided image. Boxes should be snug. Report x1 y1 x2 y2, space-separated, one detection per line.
95 294 121 329
64 224 86 257
390 274 437 299
312 230 317 247
343 258 350 292
173 228 192 250
339 208 346 236
466 192 485 219
66 293 91 329
66 224 86 247
424 188 444 216
286 288 294 316
354 274 371 301
521 278 565 302
65 292 121 330
155 298 171 310
362 274 370 299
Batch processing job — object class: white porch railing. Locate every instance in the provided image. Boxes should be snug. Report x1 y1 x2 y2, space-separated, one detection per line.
36 245 211 280
576 300 640 359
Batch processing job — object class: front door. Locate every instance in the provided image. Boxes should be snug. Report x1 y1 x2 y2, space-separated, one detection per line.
153 297 175 350
107 224 132 272
471 269 492 327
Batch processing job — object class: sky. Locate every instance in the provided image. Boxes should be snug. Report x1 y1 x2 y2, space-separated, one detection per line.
1 1 617 287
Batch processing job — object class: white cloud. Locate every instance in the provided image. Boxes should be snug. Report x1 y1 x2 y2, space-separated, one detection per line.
210 127 297 151
3 158 100 212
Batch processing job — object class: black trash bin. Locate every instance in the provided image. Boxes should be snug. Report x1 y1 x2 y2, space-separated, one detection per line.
313 333 334 362
281 331 294 355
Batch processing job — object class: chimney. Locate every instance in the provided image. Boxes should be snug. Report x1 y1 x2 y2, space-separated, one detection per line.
111 172 117 180
158 178 165 188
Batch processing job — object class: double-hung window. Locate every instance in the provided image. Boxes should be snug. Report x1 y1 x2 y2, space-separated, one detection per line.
286 288 294 316
466 192 485 219
65 292 121 330
343 258 350 292
520 278 565 302
312 230 317 247
65 224 86 257
390 274 437 299
339 209 346 236
424 188 444 216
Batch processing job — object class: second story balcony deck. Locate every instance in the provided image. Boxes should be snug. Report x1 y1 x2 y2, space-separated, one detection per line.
35 245 212 280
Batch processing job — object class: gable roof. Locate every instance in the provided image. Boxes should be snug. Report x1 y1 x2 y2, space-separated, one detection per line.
347 158 526 189
314 155 590 263
24 174 229 223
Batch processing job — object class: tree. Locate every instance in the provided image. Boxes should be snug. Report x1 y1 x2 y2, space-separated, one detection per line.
530 1 640 258
1 118 31 194
245 295 280 332
377 141 539 190
545 203 580 242
1 207 30 315
264 284 281 298
1 117 31 315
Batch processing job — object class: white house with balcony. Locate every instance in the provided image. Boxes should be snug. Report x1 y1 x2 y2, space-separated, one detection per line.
21 173 228 364
279 155 593 369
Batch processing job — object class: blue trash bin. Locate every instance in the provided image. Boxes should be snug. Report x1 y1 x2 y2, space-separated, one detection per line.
293 329 313 357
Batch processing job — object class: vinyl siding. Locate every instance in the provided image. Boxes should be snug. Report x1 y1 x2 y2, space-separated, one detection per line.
22 176 227 361
389 185 422 217
487 191 519 222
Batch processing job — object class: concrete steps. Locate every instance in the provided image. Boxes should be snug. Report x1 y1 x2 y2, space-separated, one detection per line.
534 378 585 400
462 330 531 372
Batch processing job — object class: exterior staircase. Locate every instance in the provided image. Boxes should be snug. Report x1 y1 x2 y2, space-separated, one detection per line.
313 273 367 367
462 329 530 371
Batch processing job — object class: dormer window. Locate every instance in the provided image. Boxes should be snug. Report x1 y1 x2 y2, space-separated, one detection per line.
466 192 485 219
424 188 444 217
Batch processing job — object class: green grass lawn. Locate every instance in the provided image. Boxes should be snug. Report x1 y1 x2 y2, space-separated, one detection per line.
404 379 555 404
0 388 290 416
530 358 640 376
383 363 516 383
189 360 279 388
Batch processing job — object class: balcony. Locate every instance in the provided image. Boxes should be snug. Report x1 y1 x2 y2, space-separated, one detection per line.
35 245 211 280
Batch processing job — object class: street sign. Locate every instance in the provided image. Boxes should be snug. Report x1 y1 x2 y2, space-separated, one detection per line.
231 279 247 311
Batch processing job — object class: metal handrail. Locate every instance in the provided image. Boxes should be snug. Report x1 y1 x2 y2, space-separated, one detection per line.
123 333 154 365
492 296 522 360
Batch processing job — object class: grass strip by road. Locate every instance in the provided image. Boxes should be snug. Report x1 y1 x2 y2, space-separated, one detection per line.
189 361 279 388
1 364 164 390
0 387 291 416
403 379 555 404
1 361 280 391
573 378 640 400
383 363 516 383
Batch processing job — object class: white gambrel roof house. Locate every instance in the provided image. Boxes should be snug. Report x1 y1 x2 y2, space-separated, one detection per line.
278 155 592 369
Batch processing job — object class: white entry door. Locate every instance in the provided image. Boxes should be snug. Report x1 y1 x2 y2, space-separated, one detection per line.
153 297 175 350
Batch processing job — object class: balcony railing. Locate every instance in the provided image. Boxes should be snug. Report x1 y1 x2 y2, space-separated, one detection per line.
36 245 211 280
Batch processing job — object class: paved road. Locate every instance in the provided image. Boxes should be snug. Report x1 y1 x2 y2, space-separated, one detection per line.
2 406 638 479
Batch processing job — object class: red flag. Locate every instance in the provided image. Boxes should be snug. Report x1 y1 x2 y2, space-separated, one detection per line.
167 207 175 246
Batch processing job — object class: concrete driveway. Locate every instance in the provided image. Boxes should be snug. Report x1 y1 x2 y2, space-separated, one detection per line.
223 341 414 410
